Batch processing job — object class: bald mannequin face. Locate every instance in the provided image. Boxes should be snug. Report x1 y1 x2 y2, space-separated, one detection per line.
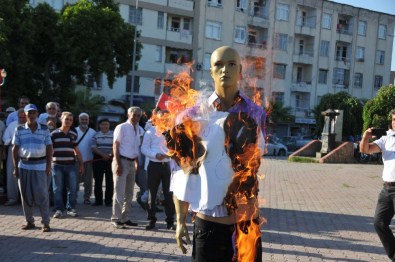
210 46 242 98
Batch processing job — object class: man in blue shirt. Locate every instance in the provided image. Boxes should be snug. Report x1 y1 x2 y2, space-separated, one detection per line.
12 104 53 232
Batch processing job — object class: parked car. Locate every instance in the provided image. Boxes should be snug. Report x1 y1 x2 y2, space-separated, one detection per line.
280 136 298 151
295 135 314 149
265 136 288 156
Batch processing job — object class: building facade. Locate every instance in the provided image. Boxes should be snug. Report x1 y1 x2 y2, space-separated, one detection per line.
30 0 395 137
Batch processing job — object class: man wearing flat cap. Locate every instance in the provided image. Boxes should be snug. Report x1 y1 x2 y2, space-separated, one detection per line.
12 104 53 232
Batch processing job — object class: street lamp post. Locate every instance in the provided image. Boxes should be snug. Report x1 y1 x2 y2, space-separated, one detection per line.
130 0 139 106
0 69 7 112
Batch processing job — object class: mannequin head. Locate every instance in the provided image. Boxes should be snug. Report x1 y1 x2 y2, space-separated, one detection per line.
210 46 242 100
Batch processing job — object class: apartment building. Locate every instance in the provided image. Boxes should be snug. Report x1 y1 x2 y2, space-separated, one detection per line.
29 0 395 137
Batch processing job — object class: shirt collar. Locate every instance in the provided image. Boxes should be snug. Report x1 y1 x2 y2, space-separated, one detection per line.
23 122 41 130
208 91 246 110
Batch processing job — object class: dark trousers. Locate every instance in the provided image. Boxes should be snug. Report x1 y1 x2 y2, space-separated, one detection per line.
192 217 235 261
146 161 175 223
93 160 113 205
374 185 395 260
192 217 263 262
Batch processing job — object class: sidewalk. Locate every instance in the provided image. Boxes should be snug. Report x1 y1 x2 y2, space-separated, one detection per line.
0 158 390 261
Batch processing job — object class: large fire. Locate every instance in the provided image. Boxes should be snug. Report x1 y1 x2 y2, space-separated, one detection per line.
154 60 267 261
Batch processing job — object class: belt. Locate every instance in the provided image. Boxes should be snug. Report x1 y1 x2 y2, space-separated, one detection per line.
150 161 169 165
384 181 395 186
120 155 136 162
20 156 46 161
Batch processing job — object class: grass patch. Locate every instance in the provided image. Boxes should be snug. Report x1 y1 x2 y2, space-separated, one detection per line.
342 183 355 188
288 156 320 163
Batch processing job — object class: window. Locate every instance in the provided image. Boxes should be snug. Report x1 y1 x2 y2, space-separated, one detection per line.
374 75 383 89
183 18 190 30
126 75 140 93
378 24 387 39
272 92 284 103
376 50 385 65
358 21 366 36
322 13 332 29
234 26 246 43
88 73 103 90
154 79 162 95
354 73 363 88
236 0 247 11
276 4 289 21
318 69 328 84
155 45 162 62
208 0 222 7
129 7 142 25
157 12 164 29
204 53 211 70
320 40 329 57
273 63 286 79
206 21 221 40
356 47 365 61
274 33 288 51
332 68 350 87
170 17 181 32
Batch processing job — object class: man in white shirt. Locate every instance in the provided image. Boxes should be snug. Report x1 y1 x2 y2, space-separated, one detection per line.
111 106 143 229
360 112 395 261
75 113 96 205
141 109 175 230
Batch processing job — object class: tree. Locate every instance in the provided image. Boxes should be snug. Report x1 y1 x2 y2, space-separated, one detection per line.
68 89 103 118
362 84 395 131
313 91 364 138
0 0 140 112
266 101 293 124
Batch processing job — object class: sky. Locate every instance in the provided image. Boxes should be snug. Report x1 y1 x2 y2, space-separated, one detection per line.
330 0 395 70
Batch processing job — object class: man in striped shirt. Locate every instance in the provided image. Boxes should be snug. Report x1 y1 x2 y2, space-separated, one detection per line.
91 118 114 206
51 112 84 218
12 104 53 232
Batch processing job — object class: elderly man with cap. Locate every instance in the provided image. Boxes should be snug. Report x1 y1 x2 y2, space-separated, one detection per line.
12 104 53 232
75 112 96 205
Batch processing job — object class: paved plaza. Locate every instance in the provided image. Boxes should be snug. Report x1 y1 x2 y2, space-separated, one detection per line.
0 157 391 261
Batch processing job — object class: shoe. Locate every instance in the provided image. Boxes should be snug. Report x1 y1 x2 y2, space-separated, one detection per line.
53 210 62 218
145 222 156 230
42 224 50 232
4 200 17 206
121 220 138 227
92 202 102 206
166 223 176 230
66 209 78 217
137 196 148 211
111 221 125 229
83 199 91 205
21 222 35 230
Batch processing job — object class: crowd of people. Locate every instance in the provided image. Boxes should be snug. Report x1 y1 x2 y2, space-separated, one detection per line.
1 96 174 233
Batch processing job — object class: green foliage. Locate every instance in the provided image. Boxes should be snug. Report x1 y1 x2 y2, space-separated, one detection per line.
0 0 139 111
68 89 103 118
362 84 395 131
313 91 364 137
266 101 293 124
288 156 319 163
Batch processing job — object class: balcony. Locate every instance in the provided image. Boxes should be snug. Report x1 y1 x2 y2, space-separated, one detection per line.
291 82 312 93
293 51 314 64
168 0 193 11
166 28 192 44
164 63 191 75
248 5 270 28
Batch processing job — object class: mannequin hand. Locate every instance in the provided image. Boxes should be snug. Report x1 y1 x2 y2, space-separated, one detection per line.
175 220 190 254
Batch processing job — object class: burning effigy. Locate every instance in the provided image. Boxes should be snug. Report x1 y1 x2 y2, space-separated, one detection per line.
154 46 266 261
